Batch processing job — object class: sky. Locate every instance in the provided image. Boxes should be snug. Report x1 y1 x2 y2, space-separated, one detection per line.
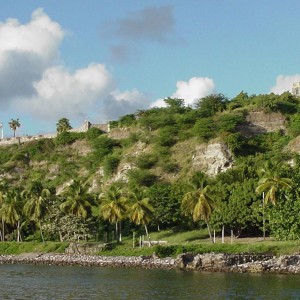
1 0 300 136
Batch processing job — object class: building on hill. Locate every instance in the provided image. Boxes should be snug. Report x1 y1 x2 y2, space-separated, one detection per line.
292 82 300 96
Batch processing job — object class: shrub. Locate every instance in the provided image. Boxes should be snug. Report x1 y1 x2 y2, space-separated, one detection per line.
90 136 119 162
128 169 158 187
192 117 216 141
86 127 104 140
103 154 120 176
135 153 158 169
216 113 245 133
155 126 178 147
55 132 83 146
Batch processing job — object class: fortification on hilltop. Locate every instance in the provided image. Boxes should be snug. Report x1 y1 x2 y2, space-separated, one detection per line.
292 82 300 97
0 121 109 147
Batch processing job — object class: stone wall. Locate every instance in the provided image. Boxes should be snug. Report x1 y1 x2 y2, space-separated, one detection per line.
2 252 300 274
0 121 109 147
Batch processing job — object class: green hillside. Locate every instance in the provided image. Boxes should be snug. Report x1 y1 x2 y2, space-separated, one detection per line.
1 92 300 244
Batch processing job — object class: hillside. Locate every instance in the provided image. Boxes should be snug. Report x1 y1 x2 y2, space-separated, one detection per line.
1 92 300 243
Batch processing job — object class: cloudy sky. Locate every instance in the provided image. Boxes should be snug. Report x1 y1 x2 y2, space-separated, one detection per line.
1 0 300 136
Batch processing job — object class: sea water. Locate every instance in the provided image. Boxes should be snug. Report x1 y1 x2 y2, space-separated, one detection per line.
0 264 299 299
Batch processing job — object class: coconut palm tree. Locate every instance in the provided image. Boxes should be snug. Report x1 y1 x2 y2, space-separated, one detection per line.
0 180 9 241
9 118 21 137
23 181 51 243
60 180 95 219
0 189 23 242
99 185 127 242
56 117 72 134
126 187 154 243
182 173 216 243
256 175 292 205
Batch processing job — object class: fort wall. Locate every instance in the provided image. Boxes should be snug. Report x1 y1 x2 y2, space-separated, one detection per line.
0 121 109 147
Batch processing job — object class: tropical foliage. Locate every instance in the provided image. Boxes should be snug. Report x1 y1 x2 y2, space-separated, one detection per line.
1 91 300 242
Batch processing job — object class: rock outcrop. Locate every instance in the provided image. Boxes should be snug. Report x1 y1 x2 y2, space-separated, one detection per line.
192 142 233 176
238 111 286 137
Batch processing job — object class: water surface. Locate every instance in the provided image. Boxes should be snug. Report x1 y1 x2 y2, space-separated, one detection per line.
0 264 299 299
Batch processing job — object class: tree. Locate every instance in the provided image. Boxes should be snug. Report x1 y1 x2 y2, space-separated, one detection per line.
195 94 227 117
148 183 182 230
56 118 72 134
181 173 216 243
99 185 127 242
0 189 23 242
23 181 51 243
126 187 154 241
9 118 21 137
256 163 292 205
60 180 95 219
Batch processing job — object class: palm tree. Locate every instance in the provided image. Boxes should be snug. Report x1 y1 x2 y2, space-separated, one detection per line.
181 173 216 243
0 180 9 241
60 180 95 219
0 189 23 242
126 187 154 243
9 118 21 137
56 117 72 134
99 185 127 242
23 182 51 243
256 175 292 205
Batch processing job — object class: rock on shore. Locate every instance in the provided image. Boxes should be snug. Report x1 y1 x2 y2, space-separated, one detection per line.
1 252 300 274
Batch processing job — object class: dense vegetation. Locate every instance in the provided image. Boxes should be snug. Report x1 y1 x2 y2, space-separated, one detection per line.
1 91 300 246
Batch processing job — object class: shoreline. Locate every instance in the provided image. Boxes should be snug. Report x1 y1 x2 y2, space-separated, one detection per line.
1 252 300 274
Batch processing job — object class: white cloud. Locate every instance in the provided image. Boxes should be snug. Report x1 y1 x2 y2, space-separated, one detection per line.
0 9 151 125
17 64 115 120
270 74 300 94
0 8 64 103
151 77 215 108
150 98 168 108
172 77 215 105
0 8 63 60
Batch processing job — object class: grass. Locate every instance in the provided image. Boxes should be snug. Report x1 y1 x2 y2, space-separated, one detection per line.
1 229 300 257
0 242 69 255
98 229 300 257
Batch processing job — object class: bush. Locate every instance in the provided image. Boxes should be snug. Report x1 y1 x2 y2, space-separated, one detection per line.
216 113 245 133
192 117 216 141
90 136 119 162
135 153 158 169
155 126 178 147
128 169 158 187
86 127 104 140
55 132 83 146
103 154 120 176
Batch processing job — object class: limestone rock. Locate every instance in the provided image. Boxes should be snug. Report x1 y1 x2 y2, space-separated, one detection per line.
192 142 233 176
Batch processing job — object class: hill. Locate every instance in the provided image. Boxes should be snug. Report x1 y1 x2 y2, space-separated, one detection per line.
0 91 300 243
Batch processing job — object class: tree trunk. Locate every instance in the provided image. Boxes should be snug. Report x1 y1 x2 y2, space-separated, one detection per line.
144 225 151 246
119 221 122 242
39 221 45 243
2 218 5 241
115 222 119 242
59 231 63 242
207 222 214 244
17 221 21 242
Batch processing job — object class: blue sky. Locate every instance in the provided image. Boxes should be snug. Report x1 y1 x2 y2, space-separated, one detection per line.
0 0 300 136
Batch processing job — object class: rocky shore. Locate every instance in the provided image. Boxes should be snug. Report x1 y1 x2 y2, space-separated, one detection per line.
1 252 300 274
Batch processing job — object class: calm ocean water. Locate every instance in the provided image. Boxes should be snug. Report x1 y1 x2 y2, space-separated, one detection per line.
0 264 299 299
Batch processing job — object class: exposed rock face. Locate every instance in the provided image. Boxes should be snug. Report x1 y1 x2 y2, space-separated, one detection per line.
192 142 233 176
108 163 134 183
285 135 300 153
238 111 286 137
